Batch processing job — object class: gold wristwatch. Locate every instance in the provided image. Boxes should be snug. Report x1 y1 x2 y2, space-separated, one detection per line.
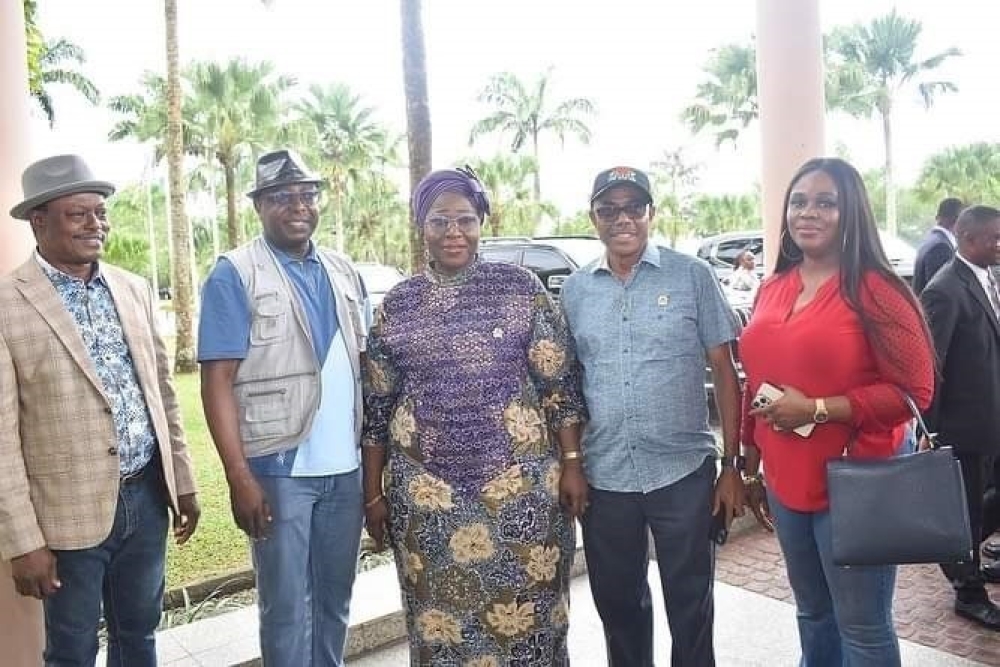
813 397 829 424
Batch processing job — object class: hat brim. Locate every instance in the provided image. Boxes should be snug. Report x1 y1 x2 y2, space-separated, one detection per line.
246 177 324 199
10 180 116 220
590 181 652 204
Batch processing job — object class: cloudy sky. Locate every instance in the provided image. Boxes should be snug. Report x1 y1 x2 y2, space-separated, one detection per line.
30 0 1000 215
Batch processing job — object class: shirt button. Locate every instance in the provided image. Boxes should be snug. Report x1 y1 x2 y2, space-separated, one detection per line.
622 317 628 321
624 382 630 387
107 447 118 456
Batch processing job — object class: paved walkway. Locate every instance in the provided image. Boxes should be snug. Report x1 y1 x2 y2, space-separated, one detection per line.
717 524 1000 666
350 570 983 666
96 522 999 665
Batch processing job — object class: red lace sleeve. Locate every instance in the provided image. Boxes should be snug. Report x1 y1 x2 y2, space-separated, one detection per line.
844 273 935 430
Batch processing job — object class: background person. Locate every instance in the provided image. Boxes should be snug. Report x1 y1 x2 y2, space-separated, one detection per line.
362 167 587 666
912 197 963 293
728 248 761 293
740 157 934 666
920 205 1000 630
0 154 199 666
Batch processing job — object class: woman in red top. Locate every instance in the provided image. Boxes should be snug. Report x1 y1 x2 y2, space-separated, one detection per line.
739 158 934 667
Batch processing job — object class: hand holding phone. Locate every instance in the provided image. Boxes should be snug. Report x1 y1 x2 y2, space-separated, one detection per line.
752 382 815 438
710 511 729 546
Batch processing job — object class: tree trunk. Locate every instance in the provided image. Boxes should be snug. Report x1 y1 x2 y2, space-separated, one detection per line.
223 157 239 249
164 0 197 373
881 101 896 235
400 0 431 273
531 132 541 202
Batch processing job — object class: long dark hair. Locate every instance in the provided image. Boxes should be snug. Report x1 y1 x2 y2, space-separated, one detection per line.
774 157 932 369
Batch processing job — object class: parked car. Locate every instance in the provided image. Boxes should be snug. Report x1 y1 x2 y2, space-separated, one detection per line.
695 229 916 284
478 235 605 298
355 262 407 309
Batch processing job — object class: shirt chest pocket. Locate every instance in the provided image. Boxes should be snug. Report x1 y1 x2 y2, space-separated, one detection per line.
250 290 291 346
631 294 700 360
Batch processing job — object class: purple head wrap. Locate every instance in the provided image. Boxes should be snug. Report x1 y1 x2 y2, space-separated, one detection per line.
412 166 491 227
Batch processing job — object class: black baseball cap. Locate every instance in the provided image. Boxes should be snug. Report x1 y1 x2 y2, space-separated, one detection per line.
590 166 653 204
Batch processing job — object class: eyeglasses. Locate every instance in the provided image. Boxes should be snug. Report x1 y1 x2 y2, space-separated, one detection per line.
593 202 649 224
262 189 321 208
425 215 480 233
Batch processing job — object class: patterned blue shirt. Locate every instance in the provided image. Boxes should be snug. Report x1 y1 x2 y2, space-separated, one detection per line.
35 253 157 477
561 244 739 493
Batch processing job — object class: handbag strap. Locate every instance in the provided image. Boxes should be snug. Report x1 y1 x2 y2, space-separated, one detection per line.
842 391 936 455
900 392 939 449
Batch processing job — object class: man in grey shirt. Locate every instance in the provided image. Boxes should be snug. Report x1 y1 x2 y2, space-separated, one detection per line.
561 166 743 666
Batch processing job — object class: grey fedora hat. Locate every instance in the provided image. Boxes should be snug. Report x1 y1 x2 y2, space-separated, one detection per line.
10 154 116 220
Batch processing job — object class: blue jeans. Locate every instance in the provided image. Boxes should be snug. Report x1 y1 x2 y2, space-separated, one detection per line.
252 469 363 667
43 464 169 667
769 493 900 667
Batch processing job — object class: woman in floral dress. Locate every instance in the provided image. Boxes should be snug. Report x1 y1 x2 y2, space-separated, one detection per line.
362 167 587 666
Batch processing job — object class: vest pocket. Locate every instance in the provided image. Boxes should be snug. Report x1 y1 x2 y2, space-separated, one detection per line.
239 387 292 442
250 292 290 345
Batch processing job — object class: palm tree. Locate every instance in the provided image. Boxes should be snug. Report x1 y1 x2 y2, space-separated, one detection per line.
164 0 196 373
691 193 760 236
680 44 758 147
915 143 1000 206
469 69 594 202
829 10 961 234
469 155 541 237
400 0 432 273
292 83 391 252
23 0 99 126
649 148 701 245
187 59 295 249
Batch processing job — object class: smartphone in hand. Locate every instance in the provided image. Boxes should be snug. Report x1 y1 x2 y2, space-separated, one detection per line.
752 381 815 438
710 511 729 546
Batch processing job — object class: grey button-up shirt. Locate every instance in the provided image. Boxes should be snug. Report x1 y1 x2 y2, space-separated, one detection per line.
561 244 739 493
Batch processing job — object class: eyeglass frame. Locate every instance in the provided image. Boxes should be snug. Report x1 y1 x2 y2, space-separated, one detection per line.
424 214 482 234
260 188 322 208
591 201 651 225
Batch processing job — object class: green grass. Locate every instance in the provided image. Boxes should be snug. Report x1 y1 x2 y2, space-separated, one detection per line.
165 373 251 589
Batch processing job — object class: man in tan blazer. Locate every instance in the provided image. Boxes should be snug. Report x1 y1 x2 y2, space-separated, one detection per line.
0 154 199 666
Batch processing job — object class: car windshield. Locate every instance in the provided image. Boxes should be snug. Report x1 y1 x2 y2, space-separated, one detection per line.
878 232 916 262
356 264 405 294
536 237 604 267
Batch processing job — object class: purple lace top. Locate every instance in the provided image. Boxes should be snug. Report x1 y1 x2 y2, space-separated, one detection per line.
362 260 585 495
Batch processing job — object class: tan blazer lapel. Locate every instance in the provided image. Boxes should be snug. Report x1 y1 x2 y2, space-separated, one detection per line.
103 270 155 380
12 261 106 398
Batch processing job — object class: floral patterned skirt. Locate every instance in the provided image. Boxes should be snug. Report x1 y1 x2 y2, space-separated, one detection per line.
386 451 575 667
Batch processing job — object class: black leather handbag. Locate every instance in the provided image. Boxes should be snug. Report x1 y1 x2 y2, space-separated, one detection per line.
827 394 974 567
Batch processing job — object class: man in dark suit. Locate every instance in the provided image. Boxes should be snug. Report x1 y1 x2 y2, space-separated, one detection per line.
912 197 963 293
921 204 1000 630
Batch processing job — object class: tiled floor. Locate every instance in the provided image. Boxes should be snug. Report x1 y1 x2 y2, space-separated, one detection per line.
716 524 1000 666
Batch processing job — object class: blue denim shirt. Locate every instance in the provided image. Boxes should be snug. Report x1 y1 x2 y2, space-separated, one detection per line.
36 253 157 477
561 244 739 493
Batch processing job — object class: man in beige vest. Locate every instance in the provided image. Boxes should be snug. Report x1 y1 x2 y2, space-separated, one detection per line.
199 149 368 667
0 154 199 665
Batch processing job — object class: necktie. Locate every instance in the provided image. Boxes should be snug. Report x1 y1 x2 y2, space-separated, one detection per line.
987 270 1000 320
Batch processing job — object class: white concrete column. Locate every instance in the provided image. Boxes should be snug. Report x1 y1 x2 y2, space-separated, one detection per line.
0 4 46 666
755 0 826 273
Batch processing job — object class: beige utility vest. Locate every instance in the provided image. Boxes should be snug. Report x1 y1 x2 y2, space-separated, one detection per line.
225 238 366 458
